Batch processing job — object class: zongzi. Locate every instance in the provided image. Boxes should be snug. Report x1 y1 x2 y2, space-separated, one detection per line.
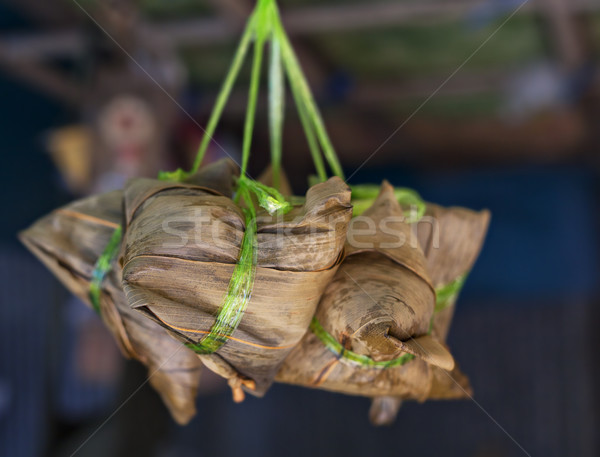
276 182 455 399
19 189 203 425
369 201 490 424
121 172 352 398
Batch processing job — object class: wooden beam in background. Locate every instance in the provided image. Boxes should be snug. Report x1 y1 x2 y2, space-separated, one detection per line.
207 0 252 22
0 0 520 58
276 109 585 167
6 0 600 58
160 0 485 47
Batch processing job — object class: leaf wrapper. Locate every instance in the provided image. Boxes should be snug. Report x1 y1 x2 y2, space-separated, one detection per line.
122 173 352 396
369 199 490 424
19 187 206 425
276 182 450 398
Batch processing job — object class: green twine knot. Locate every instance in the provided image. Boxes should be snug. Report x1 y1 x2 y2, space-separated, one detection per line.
236 176 292 215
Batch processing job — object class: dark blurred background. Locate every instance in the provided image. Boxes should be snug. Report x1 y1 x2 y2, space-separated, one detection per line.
1 0 599 456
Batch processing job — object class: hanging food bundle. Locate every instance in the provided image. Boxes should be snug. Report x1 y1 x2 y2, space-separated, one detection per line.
368 201 490 424
19 189 202 425
378 201 489 410
275 183 448 393
276 181 489 423
121 164 351 398
20 0 490 427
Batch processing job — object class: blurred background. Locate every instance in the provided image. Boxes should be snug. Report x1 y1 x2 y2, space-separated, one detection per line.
1 0 599 456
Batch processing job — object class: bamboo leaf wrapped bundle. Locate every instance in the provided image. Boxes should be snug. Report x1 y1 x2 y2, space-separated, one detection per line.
276 182 455 399
121 168 352 399
19 188 203 425
369 201 490 424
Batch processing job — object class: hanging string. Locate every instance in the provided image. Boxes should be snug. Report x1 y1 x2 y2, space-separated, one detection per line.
155 0 345 186
240 0 271 180
272 11 344 180
288 65 327 182
158 12 257 182
269 38 284 190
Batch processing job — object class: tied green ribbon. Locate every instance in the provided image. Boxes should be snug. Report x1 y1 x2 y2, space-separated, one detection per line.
183 179 289 355
87 0 323 357
312 274 468 369
88 174 289 355
186 204 258 354
310 318 415 368
89 225 123 314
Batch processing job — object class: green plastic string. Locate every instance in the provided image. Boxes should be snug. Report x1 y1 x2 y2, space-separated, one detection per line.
183 177 289 355
287 64 327 183
309 317 415 368
428 274 468 333
89 225 122 313
240 0 271 181
158 12 257 182
269 37 284 190
186 193 258 354
312 274 468 369
350 184 426 222
185 173 292 352
237 176 292 215
158 0 346 185
272 6 344 180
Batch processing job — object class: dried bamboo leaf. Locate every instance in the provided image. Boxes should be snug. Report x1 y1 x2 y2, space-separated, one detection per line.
19 189 202 424
16 158 240 424
276 182 453 398
122 174 352 396
369 200 489 425
275 319 434 398
19 191 129 346
396 334 454 371
428 361 473 399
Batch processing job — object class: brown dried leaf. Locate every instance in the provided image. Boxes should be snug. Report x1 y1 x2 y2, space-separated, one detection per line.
122 174 352 395
277 182 449 397
16 159 239 424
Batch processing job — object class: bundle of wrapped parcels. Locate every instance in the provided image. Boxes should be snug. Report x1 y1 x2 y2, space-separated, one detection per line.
20 159 489 425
